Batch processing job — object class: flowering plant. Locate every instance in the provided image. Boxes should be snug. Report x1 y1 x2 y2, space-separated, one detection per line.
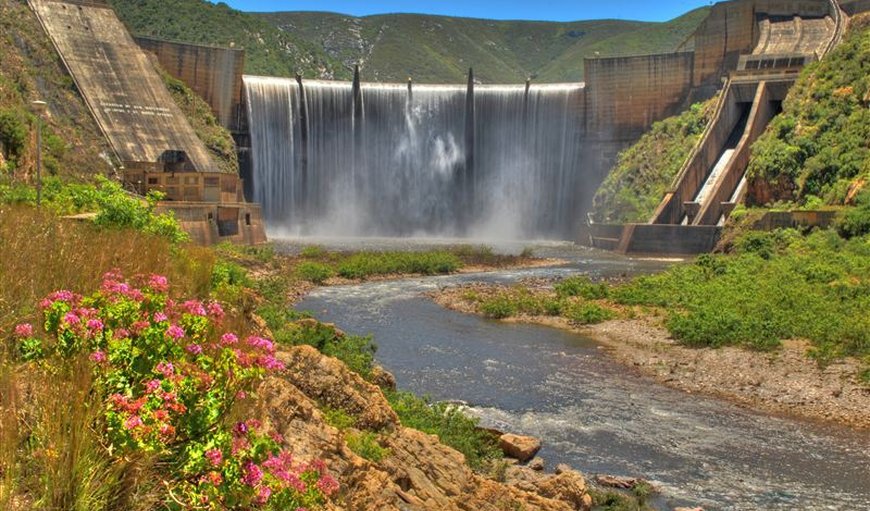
13 271 338 509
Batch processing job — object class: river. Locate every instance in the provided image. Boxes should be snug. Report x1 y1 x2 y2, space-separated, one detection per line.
286 240 870 510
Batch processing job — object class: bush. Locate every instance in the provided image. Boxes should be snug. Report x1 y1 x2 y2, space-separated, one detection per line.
555 275 609 300
336 251 460 279
564 301 615 325
276 321 376 378
296 262 334 284
385 391 501 470
9 272 339 509
345 432 389 462
836 190 870 239
480 296 518 319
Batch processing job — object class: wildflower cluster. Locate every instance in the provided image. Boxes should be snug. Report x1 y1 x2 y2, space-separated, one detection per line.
13 272 338 509
179 420 338 510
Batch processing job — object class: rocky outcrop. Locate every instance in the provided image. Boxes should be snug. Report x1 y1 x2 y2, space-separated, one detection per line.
506 465 593 511
255 345 592 511
499 433 542 462
277 345 398 430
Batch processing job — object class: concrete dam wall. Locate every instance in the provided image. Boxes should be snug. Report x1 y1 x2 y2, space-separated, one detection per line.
29 0 218 172
244 75 587 239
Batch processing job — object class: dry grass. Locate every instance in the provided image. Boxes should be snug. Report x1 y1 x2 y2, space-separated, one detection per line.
0 205 217 510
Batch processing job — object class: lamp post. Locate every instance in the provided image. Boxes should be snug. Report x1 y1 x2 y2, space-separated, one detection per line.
31 100 47 208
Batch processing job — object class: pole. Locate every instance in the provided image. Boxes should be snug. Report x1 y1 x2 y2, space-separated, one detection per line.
36 116 42 208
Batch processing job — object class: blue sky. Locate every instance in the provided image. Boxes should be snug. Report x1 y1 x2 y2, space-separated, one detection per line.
213 0 714 22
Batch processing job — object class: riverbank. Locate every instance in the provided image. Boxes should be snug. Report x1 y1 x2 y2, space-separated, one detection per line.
433 284 870 430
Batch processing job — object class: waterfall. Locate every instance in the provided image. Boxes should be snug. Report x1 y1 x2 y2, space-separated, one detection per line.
243 76 585 239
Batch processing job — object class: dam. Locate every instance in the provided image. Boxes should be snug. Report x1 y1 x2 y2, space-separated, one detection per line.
244 75 585 239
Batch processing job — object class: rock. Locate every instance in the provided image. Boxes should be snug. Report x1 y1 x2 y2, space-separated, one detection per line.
593 474 640 489
256 347 580 511
528 457 545 471
555 463 572 475
499 433 542 462
371 365 397 391
277 345 398 430
674 508 705 511
534 470 593 511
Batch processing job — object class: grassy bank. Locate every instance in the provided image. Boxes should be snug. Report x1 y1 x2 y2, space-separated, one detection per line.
443 227 870 380
0 180 507 509
290 244 536 284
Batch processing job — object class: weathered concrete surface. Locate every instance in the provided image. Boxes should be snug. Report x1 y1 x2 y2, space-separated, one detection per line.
30 0 218 172
156 201 266 245
585 52 695 140
136 37 245 132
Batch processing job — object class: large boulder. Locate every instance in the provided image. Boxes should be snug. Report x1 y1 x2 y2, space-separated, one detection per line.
499 433 542 462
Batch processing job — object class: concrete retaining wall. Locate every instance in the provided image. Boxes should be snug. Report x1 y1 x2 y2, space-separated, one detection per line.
29 0 218 172
652 82 756 224
695 81 781 224
157 202 266 246
136 37 245 132
693 1 757 87
584 52 695 139
617 224 722 255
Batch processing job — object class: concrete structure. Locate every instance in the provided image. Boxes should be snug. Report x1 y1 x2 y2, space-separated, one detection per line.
136 37 246 133
29 0 219 172
586 0 852 255
29 0 267 245
157 202 267 246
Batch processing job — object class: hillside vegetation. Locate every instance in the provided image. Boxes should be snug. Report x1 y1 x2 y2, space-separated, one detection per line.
261 8 708 83
746 14 870 207
591 97 717 223
0 0 111 179
108 0 350 79
110 0 708 84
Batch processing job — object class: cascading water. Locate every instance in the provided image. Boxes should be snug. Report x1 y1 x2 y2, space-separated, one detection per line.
243 75 586 239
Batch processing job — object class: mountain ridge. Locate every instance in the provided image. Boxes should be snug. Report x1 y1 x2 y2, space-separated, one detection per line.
108 0 709 83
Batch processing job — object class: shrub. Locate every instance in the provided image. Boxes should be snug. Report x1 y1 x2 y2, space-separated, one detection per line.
480 296 518 319
300 245 328 259
836 190 870 239
555 275 609 300
385 391 501 470
296 262 334 284
345 432 389 462
277 321 376 378
564 302 615 325
10 272 338 510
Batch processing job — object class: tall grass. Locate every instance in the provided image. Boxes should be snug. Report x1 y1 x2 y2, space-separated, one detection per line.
0 205 214 510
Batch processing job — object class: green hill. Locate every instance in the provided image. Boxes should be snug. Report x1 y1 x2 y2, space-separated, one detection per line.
259 8 709 83
108 0 708 84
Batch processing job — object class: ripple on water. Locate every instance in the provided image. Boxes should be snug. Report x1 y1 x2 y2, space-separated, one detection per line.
296 253 870 510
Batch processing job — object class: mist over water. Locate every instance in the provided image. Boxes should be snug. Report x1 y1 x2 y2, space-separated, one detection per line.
244 76 585 240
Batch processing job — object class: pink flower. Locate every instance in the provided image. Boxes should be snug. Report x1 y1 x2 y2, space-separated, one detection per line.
235 390 247 400
155 361 174 377
220 333 238 346
153 312 168 323
186 344 203 355
14 323 33 337
316 474 339 496
90 350 107 363
48 290 75 303
159 424 175 437
246 336 275 353
145 379 161 393
240 461 263 487
257 355 285 372
207 302 224 319
87 319 104 332
149 274 169 292
255 485 272 504
233 421 249 436
124 415 143 430
182 300 207 316
63 312 80 326
205 448 223 467
114 328 130 340
166 325 184 340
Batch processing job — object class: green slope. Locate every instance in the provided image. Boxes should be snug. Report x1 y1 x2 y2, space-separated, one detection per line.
108 0 352 79
261 9 710 83
108 0 708 84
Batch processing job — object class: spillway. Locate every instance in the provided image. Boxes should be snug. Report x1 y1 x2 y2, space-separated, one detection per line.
244 76 586 239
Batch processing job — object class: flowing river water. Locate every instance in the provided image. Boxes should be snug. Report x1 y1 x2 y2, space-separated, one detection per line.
285 239 870 510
